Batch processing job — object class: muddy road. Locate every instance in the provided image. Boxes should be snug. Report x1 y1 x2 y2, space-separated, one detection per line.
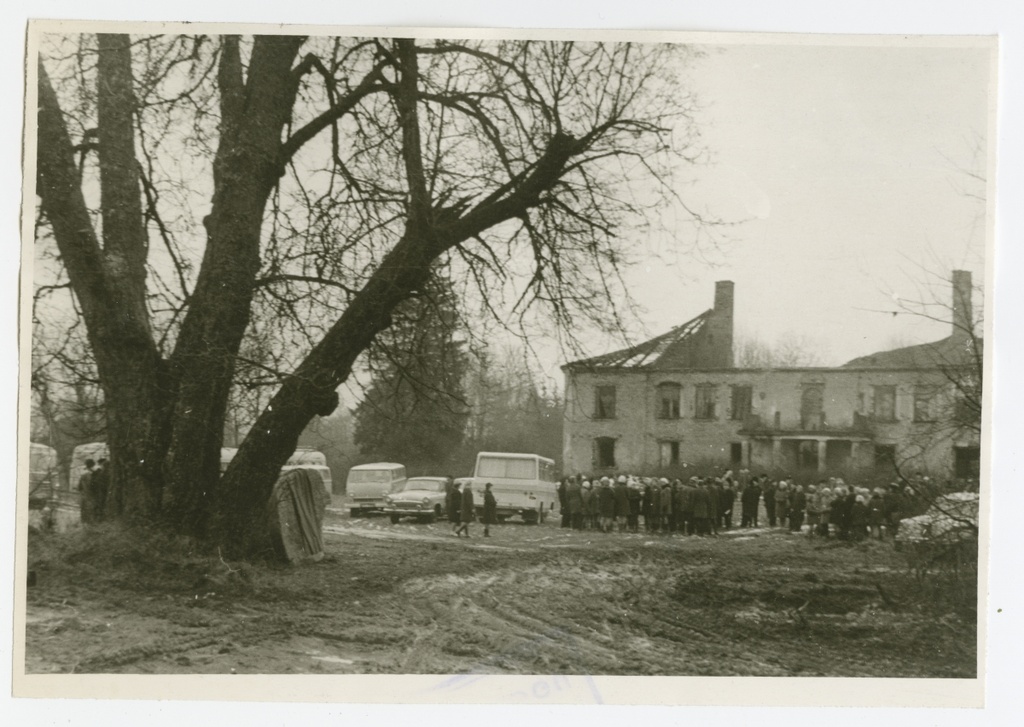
24 508 976 677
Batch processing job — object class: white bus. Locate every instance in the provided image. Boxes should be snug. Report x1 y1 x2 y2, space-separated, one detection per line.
469 452 558 524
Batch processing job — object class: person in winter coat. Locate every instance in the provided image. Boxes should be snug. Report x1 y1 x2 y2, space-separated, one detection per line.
599 479 616 532
720 481 736 530
482 483 498 537
447 480 462 534
580 483 594 531
789 484 807 533
642 482 653 531
691 482 710 536
627 482 642 533
680 480 696 535
763 480 777 527
455 482 475 537
567 478 584 530
774 482 789 528
613 476 630 532
816 486 833 537
829 487 848 539
649 481 662 532
707 480 721 535
660 482 674 535
850 494 869 541
868 489 885 539
741 480 761 528
558 479 570 528
587 481 601 530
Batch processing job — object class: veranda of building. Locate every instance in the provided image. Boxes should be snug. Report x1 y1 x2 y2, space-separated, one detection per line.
561 273 981 482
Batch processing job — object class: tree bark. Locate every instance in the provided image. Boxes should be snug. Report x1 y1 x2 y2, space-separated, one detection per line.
161 36 306 534
37 39 171 519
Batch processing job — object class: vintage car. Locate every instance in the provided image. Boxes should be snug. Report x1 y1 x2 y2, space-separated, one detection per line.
896 492 979 545
382 476 449 523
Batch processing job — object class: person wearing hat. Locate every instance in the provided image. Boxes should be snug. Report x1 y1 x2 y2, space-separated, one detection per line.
482 483 497 537
774 481 789 529
788 482 807 534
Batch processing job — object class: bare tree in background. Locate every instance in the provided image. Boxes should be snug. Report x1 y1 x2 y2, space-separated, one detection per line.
34 32 712 556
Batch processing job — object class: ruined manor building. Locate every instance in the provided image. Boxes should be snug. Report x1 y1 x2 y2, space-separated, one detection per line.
561 273 981 480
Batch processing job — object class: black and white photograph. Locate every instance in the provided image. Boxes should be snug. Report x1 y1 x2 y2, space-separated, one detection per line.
12 10 1007 710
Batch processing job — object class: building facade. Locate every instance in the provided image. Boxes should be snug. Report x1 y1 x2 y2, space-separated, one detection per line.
562 275 981 481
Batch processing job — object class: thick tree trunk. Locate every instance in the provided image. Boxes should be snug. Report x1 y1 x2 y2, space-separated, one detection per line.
160 36 305 535
37 39 171 520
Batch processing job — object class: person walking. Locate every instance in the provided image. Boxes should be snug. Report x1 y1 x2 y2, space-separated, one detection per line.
482 483 497 537
455 481 475 537
447 480 462 535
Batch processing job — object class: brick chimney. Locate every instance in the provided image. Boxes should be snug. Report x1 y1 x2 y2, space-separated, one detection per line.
709 280 735 367
951 270 973 340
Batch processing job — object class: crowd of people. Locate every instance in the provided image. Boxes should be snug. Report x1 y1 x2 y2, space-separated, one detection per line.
554 470 923 541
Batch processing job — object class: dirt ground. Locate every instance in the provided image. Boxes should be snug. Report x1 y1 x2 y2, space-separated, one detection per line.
23 504 977 677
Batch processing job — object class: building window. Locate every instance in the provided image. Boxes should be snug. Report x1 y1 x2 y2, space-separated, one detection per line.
595 437 616 469
954 446 980 479
594 385 616 419
913 386 936 422
874 444 896 468
872 385 897 422
695 384 717 420
730 442 743 465
730 385 753 421
660 441 680 468
657 382 681 420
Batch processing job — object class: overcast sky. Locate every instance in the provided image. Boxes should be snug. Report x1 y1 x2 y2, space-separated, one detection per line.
536 37 993 378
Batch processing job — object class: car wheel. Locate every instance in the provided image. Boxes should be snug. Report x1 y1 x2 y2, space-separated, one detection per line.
523 511 539 525
434 505 443 519
423 514 436 524
538 503 546 524
390 515 400 524
349 508 360 518
497 515 508 523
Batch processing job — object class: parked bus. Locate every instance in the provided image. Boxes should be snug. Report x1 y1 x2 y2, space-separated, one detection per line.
468 452 557 524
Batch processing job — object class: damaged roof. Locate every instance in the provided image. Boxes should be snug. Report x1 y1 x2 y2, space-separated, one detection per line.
843 334 980 369
564 310 711 370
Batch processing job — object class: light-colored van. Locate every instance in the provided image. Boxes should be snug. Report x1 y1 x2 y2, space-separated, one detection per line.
469 452 558 524
29 442 58 504
346 462 407 517
221 446 333 497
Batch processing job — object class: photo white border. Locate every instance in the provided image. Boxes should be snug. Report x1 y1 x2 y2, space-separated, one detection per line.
5 1 1021 723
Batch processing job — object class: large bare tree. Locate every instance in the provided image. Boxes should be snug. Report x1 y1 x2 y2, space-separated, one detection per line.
33 31 704 556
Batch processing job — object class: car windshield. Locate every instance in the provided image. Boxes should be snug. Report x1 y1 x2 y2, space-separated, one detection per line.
402 479 445 493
